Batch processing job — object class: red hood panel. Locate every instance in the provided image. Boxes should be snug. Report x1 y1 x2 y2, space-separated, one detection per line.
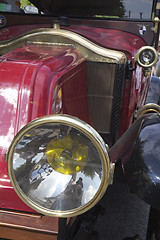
0 24 145 56
0 44 84 211
65 25 146 55
0 59 36 210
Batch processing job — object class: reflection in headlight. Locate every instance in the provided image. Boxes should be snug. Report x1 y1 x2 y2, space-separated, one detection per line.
12 123 103 212
84 185 97 203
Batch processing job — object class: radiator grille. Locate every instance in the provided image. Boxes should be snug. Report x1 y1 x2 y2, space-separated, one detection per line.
86 61 125 142
111 64 126 142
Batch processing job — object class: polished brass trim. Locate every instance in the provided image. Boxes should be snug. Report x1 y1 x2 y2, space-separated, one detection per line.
27 41 75 48
109 163 115 185
0 28 126 63
53 23 60 30
151 17 160 33
135 103 160 119
134 46 158 68
156 2 160 10
7 114 113 218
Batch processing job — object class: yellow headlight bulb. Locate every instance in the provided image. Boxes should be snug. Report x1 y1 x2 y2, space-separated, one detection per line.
46 133 88 175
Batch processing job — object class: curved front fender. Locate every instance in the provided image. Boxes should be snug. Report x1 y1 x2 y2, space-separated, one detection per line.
109 113 160 210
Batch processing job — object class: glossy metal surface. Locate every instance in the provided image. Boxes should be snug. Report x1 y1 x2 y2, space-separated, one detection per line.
124 114 160 210
0 12 154 45
0 28 126 64
134 46 158 68
110 113 160 210
0 19 149 135
135 103 160 118
0 13 154 214
0 47 36 211
120 65 150 135
7 115 113 217
0 43 88 212
0 8 157 240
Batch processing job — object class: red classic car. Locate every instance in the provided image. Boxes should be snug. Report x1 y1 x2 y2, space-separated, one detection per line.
0 0 160 239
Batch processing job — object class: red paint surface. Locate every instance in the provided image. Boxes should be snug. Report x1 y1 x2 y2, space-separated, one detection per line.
64 25 145 56
0 24 49 41
120 66 150 135
0 24 145 56
0 22 150 212
0 24 147 135
0 44 88 212
63 25 149 133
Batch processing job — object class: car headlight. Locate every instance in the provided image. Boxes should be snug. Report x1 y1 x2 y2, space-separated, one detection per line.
134 46 158 68
7 115 114 217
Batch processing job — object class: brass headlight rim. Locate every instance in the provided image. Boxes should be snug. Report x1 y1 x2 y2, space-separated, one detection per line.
7 114 110 218
135 46 158 68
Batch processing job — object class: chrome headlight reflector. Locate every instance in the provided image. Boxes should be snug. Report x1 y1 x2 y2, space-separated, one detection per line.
134 46 158 68
7 115 113 217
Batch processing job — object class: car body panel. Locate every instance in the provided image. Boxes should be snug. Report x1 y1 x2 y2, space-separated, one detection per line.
0 21 150 135
0 43 88 213
0 1 158 238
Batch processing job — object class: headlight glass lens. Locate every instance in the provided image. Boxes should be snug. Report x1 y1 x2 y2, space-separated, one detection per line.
8 116 110 217
139 49 155 66
46 133 88 175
